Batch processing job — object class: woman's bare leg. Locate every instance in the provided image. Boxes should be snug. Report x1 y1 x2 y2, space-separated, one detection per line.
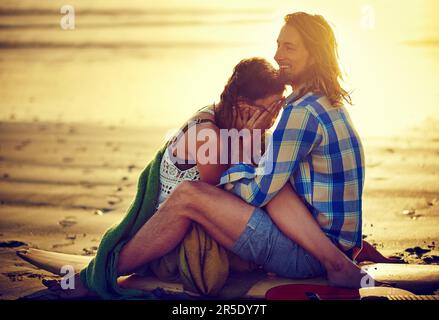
265 183 367 288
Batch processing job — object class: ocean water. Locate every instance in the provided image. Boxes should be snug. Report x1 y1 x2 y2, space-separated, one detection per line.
1 0 438 137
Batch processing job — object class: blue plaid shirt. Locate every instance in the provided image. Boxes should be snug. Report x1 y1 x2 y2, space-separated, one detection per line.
218 92 365 255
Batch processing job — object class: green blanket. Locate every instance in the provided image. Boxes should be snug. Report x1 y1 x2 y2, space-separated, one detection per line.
79 144 167 299
79 144 261 299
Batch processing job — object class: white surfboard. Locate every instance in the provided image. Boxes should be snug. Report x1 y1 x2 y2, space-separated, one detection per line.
16 248 439 299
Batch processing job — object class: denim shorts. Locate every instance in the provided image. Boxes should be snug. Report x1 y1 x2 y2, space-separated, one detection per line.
231 207 326 279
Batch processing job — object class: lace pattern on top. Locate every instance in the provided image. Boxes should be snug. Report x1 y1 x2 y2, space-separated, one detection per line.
157 105 215 208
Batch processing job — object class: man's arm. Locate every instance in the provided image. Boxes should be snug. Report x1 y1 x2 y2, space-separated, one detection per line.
218 105 322 207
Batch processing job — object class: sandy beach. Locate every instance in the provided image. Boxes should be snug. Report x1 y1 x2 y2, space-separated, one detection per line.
1 0 439 301
0 119 438 299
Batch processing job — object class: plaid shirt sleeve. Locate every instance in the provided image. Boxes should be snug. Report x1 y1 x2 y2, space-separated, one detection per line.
218 104 322 207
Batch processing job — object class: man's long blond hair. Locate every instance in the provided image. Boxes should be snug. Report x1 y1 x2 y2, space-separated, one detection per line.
285 12 351 106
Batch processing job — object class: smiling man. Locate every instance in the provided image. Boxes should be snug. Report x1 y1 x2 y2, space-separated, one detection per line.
217 12 367 286
276 22 314 90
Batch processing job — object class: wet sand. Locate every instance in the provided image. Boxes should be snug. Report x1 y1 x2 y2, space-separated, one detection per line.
0 119 438 299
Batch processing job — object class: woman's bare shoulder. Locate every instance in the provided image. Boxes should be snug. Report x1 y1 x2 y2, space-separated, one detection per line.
188 105 217 128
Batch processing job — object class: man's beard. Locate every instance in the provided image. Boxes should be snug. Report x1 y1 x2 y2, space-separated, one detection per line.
279 66 313 88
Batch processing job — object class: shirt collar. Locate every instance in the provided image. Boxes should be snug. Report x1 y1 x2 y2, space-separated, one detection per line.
284 90 314 108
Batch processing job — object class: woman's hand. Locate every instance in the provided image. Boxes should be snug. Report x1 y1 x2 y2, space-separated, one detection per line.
237 97 285 131
232 105 252 131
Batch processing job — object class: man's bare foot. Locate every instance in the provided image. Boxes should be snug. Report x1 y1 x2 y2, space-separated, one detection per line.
325 259 366 288
325 258 394 288
43 273 96 299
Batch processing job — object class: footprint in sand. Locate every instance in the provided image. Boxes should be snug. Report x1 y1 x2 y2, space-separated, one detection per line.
58 216 77 228
367 162 382 168
385 148 395 153
15 139 32 151
4 271 46 282
79 181 94 189
93 208 113 216
62 157 74 163
83 246 98 256
65 234 77 240
52 242 74 249
401 209 423 220
107 195 122 206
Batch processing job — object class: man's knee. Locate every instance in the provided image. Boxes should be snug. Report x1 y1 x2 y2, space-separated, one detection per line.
170 181 204 206
170 180 218 213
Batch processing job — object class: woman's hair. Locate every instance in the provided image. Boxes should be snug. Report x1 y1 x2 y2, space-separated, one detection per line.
215 57 285 129
284 12 351 106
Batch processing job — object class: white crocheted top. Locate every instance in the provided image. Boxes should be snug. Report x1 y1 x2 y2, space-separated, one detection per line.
157 106 215 208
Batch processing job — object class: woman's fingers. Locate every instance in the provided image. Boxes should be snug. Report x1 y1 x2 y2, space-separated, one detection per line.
242 106 252 122
237 108 247 130
247 109 264 129
267 98 284 115
252 110 275 130
268 98 285 116
232 107 240 129
233 101 284 131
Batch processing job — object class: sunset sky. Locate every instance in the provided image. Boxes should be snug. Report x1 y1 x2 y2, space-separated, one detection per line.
1 0 438 137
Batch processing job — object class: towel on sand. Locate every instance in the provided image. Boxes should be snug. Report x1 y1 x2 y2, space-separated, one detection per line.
80 144 261 299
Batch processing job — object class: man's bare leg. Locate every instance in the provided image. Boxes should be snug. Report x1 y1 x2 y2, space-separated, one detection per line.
119 181 382 287
51 180 254 298
117 180 254 276
265 183 367 288
59 179 379 297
